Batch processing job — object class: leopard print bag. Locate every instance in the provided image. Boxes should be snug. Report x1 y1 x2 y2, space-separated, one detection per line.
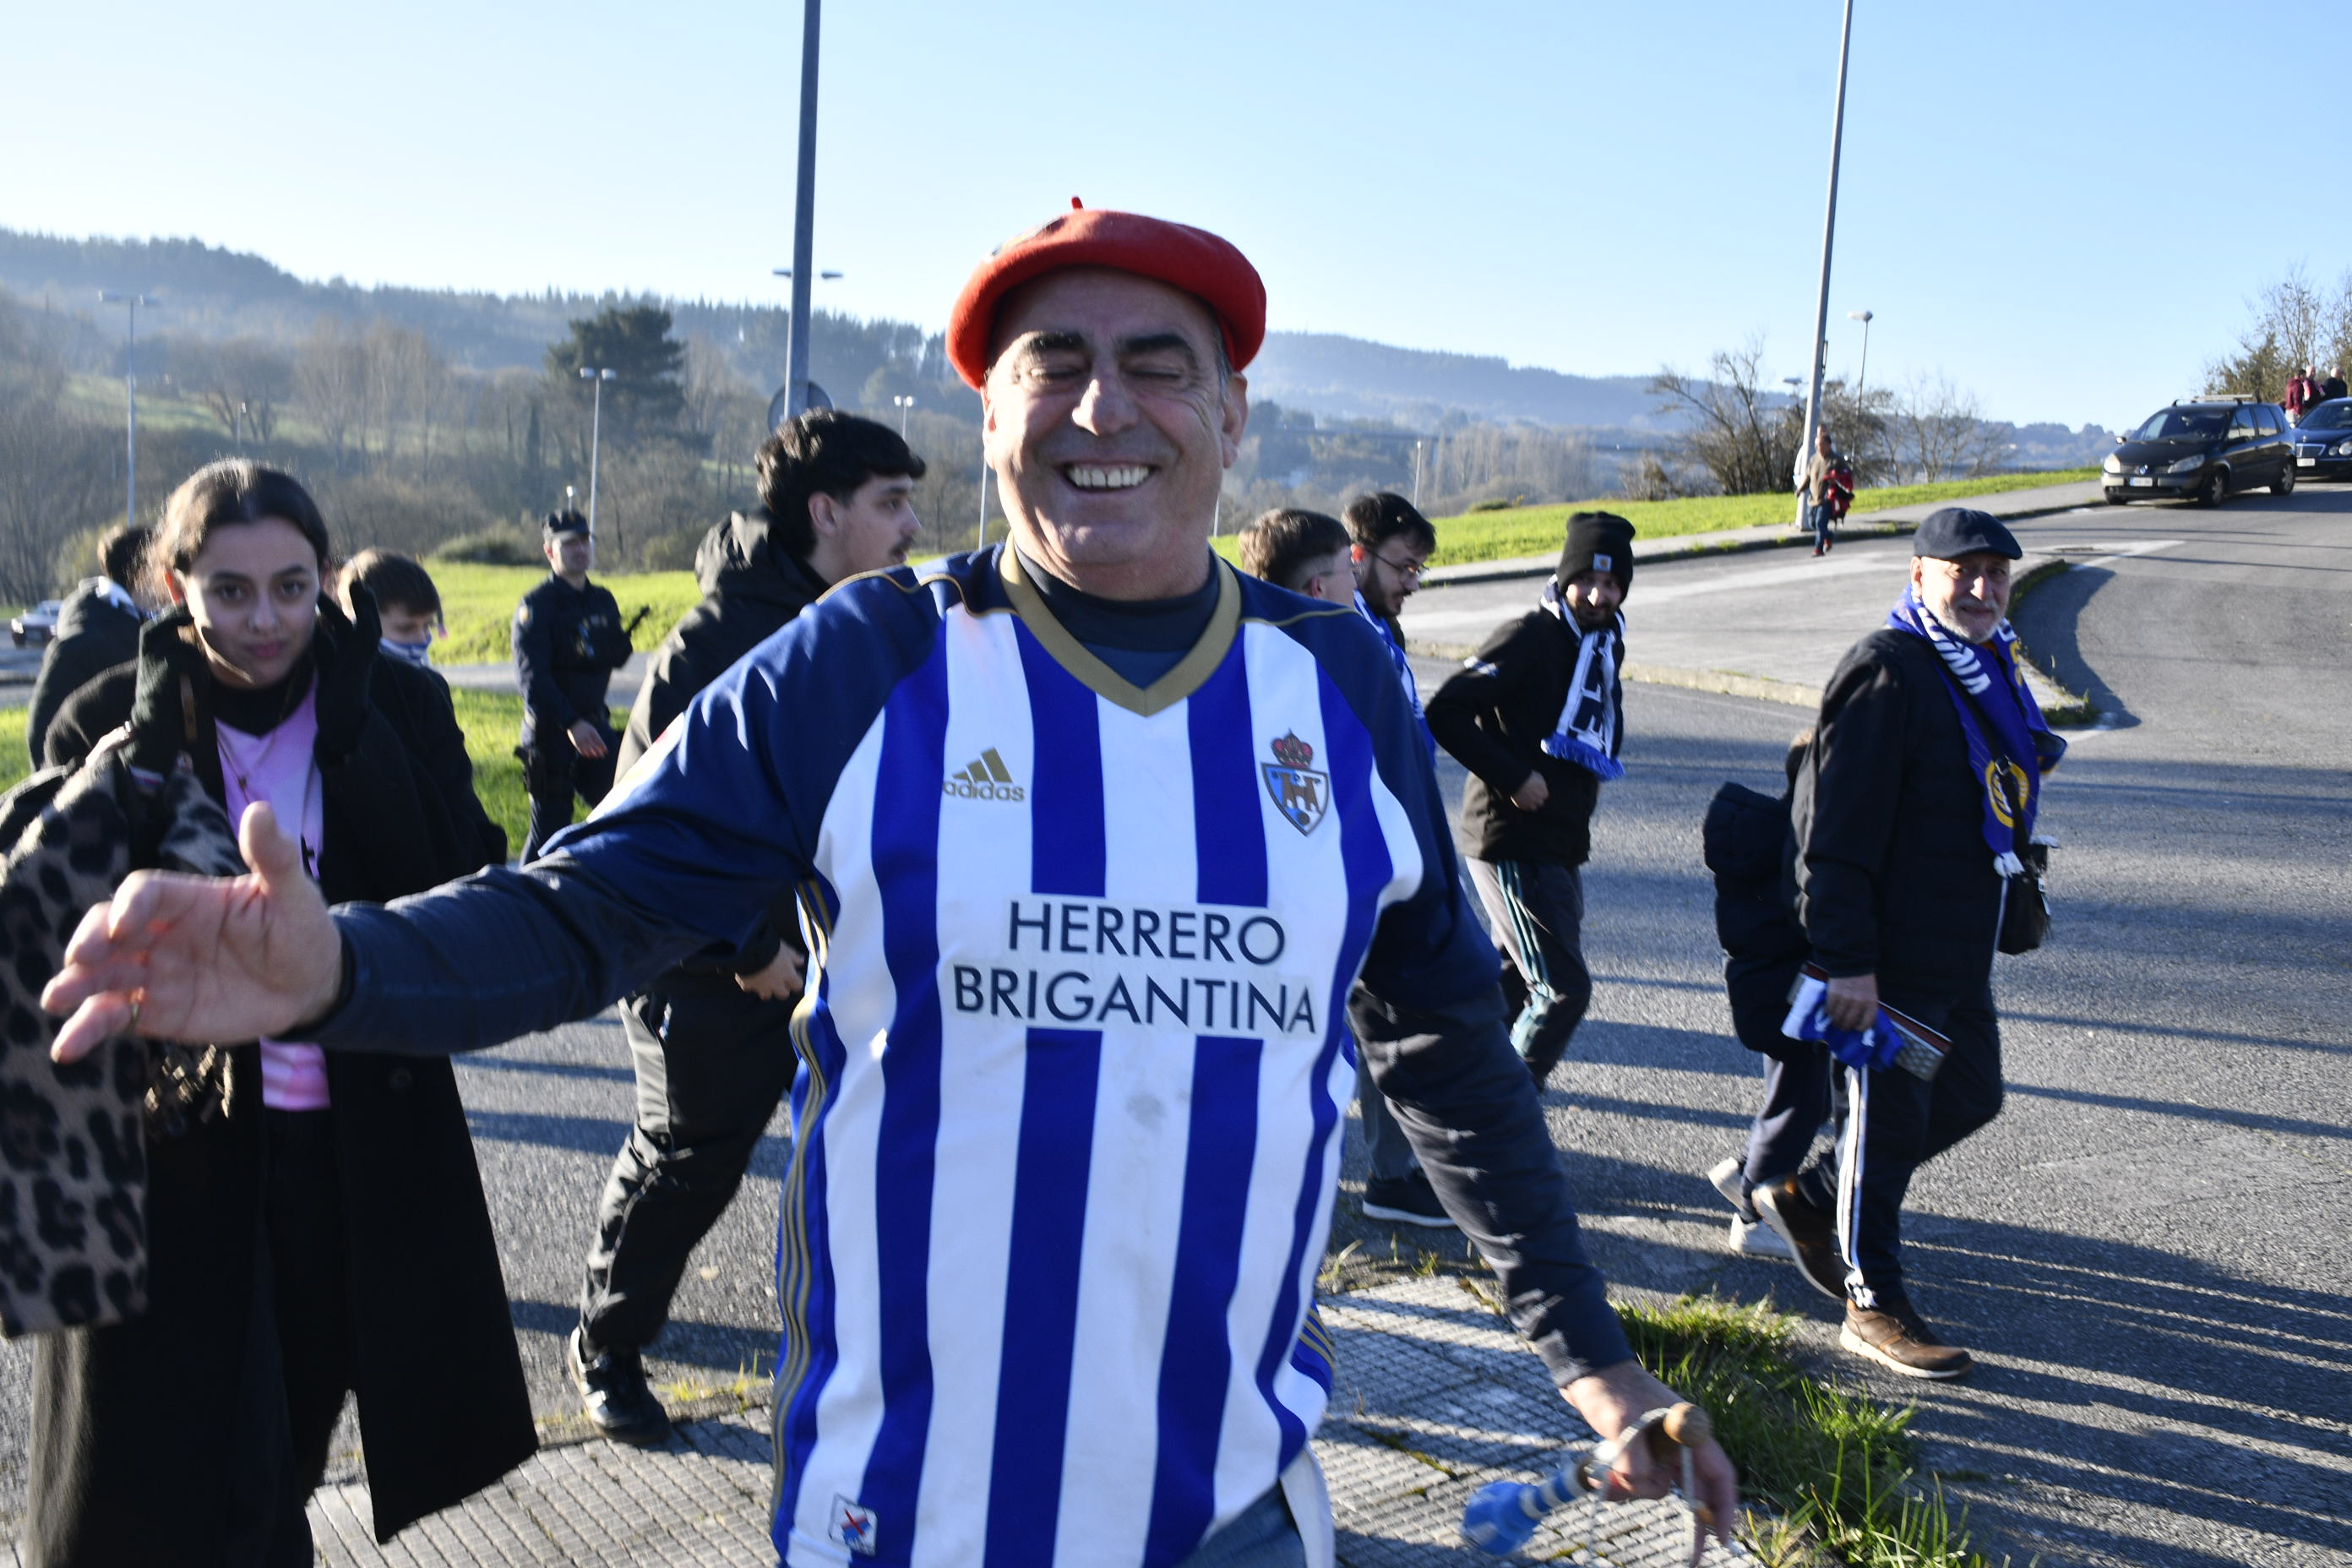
0 746 243 1337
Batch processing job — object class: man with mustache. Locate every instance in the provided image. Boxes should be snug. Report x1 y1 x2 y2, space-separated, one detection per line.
46 207 1734 1568
1758 508 2063 1380
568 410 926 1446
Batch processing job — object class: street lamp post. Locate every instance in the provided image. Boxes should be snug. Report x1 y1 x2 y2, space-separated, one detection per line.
1794 0 1859 528
892 395 916 436
1412 439 1425 509
1848 309 1875 395
579 366 616 542
98 291 157 531
771 266 843 414
784 0 824 421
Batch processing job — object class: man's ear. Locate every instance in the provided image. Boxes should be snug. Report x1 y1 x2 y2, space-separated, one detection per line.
163 570 187 607
808 491 840 540
1220 373 1250 467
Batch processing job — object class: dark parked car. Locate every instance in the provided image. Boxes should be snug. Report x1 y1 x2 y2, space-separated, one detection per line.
2103 396 2295 506
2289 397 2352 481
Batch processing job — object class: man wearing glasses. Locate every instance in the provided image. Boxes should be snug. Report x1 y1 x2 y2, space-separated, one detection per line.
1343 492 1434 721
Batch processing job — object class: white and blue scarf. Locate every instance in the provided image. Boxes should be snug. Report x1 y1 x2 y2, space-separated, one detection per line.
1539 580 1625 781
1354 591 1426 730
1886 584 2061 874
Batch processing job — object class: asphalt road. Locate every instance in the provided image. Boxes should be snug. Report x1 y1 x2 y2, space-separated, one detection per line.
4 486 2347 1566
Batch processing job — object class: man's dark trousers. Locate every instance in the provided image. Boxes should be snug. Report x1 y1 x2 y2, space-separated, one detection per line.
579 977 798 1352
1794 985 2003 1300
522 734 617 863
1465 858 1590 1081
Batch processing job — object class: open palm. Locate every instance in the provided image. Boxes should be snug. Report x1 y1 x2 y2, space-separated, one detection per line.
42 802 344 1061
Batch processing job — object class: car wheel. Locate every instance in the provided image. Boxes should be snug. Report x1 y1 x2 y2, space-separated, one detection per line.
2197 469 2228 507
2273 460 2296 497
2104 490 2129 505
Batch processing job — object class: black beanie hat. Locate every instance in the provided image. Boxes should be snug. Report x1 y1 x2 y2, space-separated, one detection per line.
1558 511 1636 593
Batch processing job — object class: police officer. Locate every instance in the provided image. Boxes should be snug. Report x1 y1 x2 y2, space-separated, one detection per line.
513 509 639 860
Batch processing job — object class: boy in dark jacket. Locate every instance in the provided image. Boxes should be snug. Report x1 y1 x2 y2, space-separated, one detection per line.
568 411 926 1445
26 524 149 767
1426 512 1634 1089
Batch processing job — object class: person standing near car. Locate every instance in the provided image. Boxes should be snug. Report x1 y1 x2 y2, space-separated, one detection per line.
1799 426 1848 556
2322 368 2349 404
514 509 639 861
568 410 927 1446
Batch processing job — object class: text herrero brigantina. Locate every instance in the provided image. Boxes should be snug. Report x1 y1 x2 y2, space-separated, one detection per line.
945 898 1320 1036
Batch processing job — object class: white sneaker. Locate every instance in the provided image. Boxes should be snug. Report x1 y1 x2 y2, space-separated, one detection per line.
1707 1157 1747 1209
1728 1213 1793 1258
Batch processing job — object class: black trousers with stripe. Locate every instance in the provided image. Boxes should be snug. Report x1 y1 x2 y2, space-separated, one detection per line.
1466 858 1590 1083
1794 984 2003 1304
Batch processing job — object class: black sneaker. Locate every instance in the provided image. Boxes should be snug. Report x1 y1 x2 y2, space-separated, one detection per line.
567 1326 672 1446
1362 1170 1457 1229
1842 1295 1974 1380
1752 1177 1848 1302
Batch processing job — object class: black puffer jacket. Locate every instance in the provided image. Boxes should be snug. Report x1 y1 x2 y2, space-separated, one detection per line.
1424 607 1603 865
1703 781 1809 1057
1793 628 2003 1010
615 507 827 978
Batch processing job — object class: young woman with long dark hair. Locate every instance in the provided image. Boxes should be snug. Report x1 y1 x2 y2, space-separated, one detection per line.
30 460 531 1566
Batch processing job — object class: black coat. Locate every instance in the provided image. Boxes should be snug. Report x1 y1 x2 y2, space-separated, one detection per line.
25 582 142 769
1424 607 1603 865
617 508 826 981
1702 781 1809 1058
30 606 531 1561
1792 628 2003 1009
512 573 631 747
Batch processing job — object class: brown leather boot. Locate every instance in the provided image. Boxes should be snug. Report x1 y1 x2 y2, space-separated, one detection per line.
1841 1296 1974 1380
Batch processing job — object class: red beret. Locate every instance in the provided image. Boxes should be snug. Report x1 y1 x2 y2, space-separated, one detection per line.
945 205 1267 389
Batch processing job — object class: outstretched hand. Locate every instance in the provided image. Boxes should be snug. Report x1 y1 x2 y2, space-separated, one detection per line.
41 802 346 1062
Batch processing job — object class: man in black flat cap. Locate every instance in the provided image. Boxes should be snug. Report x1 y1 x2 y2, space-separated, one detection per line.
1756 507 2064 1380
1426 512 1636 1092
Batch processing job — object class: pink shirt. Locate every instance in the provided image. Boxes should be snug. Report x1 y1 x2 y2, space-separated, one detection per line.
216 684 331 1112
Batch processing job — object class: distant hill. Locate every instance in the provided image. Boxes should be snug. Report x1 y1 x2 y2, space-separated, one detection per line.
1249 333 1674 431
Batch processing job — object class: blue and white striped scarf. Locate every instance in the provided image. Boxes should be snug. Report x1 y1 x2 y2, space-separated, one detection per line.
1539 580 1625 781
1886 584 2057 874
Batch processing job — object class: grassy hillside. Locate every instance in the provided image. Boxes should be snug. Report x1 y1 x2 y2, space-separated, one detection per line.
1211 467 2094 569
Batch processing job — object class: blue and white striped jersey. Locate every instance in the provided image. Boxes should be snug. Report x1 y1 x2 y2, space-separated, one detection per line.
589 547 1481 1566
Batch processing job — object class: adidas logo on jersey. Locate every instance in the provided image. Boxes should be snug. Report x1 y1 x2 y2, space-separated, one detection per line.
943 747 1025 802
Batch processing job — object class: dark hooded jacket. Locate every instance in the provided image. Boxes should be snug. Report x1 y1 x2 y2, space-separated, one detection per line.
30 602 531 1561
615 507 827 979
26 580 144 768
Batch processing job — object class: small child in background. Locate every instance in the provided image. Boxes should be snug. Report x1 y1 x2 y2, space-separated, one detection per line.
1238 507 1356 607
340 548 444 672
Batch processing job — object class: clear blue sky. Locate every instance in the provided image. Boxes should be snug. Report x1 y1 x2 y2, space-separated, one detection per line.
9 1 2345 429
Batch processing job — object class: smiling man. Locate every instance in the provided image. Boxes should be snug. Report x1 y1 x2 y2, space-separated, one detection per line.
45 208 1733 1568
1761 507 2066 1380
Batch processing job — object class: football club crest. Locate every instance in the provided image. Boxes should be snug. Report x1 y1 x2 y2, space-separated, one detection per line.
1261 731 1329 836
830 1494 878 1556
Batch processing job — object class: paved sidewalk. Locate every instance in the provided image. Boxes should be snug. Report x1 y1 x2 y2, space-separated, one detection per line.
8 1277 1740 1568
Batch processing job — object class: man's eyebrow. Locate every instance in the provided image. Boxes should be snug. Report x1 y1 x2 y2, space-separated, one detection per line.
1011 330 1088 357
1117 332 1200 362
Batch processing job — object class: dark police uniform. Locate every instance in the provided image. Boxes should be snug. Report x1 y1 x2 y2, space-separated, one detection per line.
514 567 634 860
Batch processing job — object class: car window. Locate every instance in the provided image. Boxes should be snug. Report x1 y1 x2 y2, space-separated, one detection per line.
2227 409 2257 441
2255 406 2281 437
2304 401 2352 430
2132 408 2228 440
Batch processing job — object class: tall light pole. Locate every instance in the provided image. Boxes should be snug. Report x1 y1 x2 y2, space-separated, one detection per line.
784 0 824 421
98 291 157 531
1794 0 1858 527
1848 309 1875 395
892 395 916 436
771 266 842 414
579 366 616 535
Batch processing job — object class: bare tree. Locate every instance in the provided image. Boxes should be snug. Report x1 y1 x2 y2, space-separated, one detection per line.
2208 269 2329 400
0 302 115 601
180 337 294 445
1648 339 1795 496
296 318 369 471
1889 374 2006 482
